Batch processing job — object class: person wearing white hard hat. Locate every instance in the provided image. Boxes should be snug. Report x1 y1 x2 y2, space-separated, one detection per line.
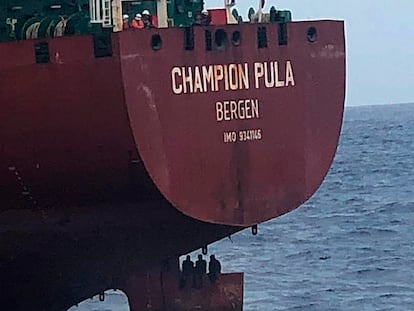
122 14 130 30
201 9 211 26
132 13 144 29
141 10 153 29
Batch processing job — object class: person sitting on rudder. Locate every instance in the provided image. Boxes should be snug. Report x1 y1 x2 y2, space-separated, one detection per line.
195 254 207 288
180 255 194 288
208 254 221 283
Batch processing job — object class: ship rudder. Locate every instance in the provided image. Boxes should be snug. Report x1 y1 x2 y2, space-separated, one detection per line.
121 259 243 310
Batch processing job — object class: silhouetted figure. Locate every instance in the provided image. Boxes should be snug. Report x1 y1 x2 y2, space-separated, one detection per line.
182 255 194 275
269 6 280 23
180 255 194 288
194 254 207 288
208 255 221 283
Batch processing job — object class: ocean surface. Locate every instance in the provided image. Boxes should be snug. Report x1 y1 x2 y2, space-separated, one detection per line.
69 103 414 311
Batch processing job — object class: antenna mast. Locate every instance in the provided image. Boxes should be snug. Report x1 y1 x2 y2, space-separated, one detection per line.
224 0 237 24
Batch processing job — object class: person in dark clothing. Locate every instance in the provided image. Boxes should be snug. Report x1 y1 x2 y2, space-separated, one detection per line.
201 9 212 26
194 254 207 288
141 10 154 29
182 255 194 275
193 12 203 26
196 254 207 274
208 254 221 283
180 255 194 288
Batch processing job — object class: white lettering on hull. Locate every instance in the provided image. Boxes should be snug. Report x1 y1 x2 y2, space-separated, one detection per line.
171 63 250 94
171 61 295 95
168 60 297 145
215 99 260 122
223 129 262 143
254 61 295 89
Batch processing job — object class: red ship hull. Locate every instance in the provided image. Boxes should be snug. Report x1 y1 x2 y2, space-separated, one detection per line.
0 20 345 310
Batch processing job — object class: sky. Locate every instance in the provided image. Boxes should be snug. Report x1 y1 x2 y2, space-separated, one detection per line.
206 0 414 106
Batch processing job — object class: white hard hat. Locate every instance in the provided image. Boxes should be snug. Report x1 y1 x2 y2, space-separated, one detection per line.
142 10 150 15
123 14 129 19
201 9 208 15
135 13 142 19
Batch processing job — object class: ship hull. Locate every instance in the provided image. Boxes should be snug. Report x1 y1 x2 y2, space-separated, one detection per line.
0 20 345 309
0 198 241 310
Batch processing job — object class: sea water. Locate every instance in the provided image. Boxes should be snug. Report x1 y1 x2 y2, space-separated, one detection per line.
69 103 414 311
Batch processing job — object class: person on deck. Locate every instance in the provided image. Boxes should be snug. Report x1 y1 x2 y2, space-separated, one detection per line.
122 14 130 30
193 12 203 26
142 10 154 29
201 9 212 26
132 13 144 29
208 254 221 283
